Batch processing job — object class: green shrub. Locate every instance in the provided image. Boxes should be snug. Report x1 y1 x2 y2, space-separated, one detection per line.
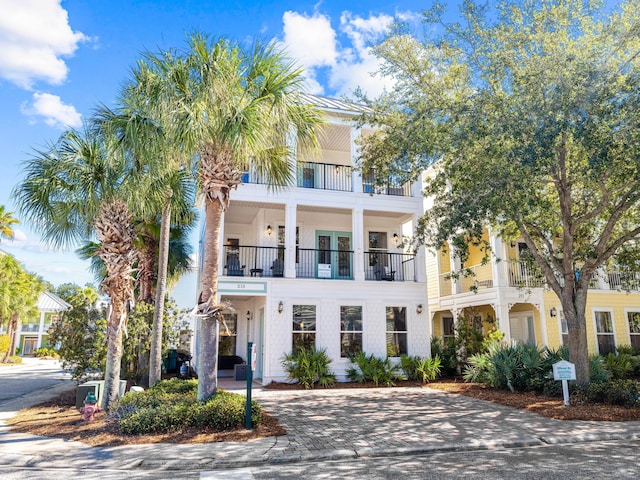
111 379 262 434
5 355 22 364
0 334 10 354
400 354 442 383
575 379 640 407
616 344 640 356
150 377 198 395
589 354 612 383
281 347 336 389
605 353 634 379
34 347 59 358
430 336 458 376
347 351 404 387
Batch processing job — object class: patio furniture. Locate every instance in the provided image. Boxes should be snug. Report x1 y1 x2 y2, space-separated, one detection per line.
225 257 246 276
271 258 284 277
374 263 395 281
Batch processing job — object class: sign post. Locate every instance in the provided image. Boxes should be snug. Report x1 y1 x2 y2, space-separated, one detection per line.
552 360 576 406
245 342 257 429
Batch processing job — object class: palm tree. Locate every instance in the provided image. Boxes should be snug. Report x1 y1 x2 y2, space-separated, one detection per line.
184 34 325 400
0 205 19 242
12 126 148 408
0 254 43 362
96 55 198 387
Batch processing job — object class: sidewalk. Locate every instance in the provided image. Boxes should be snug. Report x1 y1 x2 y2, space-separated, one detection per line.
1 379 640 472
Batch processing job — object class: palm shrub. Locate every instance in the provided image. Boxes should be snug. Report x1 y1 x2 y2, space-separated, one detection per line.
400 354 442 383
604 352 635 380
347 351 405 387
281 347 336 389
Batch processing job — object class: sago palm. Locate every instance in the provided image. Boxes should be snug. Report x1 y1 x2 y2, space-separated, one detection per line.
184 33 325 400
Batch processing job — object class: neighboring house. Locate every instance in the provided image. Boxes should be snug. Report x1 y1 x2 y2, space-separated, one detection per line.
192 94 429 384
16 291 71 356
426 226 640 355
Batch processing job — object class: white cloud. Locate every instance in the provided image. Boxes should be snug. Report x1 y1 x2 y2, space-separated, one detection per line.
0 0 88 89
21 92 82 129
282 11 337 70
279 10 405 98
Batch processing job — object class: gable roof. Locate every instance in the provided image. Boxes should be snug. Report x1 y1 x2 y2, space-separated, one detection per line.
299 93 371 115
37 291 72 312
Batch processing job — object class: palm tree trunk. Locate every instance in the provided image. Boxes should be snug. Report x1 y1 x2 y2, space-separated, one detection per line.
197 199 223 401
103 304 125 408
149 202 171 386
94 199 137 409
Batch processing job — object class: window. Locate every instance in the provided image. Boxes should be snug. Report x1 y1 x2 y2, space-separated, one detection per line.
340 306 362 357
442 316 455 340
386 307 407 357
627 312 640 349
292 305 316 353
369 231 388 266
594 310 616 355
471 315 483 333
219 313 237 356
278 225 299 263
560 311 568 345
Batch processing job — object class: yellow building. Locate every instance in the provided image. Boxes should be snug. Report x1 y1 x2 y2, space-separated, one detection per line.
427 227 640 355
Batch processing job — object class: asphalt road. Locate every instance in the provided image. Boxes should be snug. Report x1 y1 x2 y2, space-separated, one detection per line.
0 358 73 413
3 439 640 479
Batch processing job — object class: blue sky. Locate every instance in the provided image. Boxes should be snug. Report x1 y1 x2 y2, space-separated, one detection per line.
0 0 426 304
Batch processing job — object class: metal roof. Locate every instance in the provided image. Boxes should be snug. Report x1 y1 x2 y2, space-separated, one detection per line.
37 291 72 311
299 93 371 115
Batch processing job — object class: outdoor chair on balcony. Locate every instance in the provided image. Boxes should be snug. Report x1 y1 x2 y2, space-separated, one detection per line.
271 258 284 277
225 258 246 277
374 263 395 281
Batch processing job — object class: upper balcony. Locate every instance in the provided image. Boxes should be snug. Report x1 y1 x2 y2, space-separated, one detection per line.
241 162 413 197
438 259 640 296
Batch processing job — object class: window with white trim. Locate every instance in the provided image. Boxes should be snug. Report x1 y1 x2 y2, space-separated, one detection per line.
560 311 568 346
292 305 316 353
442 316 455 340
340 306 362 357
386 306 407 357
594 310 615 355
627 311 640 349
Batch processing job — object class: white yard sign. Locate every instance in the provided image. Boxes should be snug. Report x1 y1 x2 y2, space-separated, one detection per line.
552 360 576 406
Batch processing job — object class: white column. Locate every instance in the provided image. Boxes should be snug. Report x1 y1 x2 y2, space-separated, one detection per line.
218 211 226 278
450 247 462 294
494 303 512 342
37 311 45 348
488 228 507 287
351 126 362 193
284 204 297 278
352 206 364 281
413 213 427 283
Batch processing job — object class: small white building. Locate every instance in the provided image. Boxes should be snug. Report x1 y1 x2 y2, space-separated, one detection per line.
192 95 430 384
17 291 71 355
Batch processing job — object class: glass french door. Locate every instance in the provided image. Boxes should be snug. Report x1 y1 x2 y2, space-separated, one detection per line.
316 231 352 279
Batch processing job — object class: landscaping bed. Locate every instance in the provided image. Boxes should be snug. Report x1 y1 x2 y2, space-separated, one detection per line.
7 387 285 447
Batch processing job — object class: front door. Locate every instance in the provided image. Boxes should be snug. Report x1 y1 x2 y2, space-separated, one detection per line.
23 337 38 356
509 312 536 345
316 231 352 279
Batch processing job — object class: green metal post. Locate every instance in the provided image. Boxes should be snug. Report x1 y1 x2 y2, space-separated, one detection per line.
245 341 254 429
